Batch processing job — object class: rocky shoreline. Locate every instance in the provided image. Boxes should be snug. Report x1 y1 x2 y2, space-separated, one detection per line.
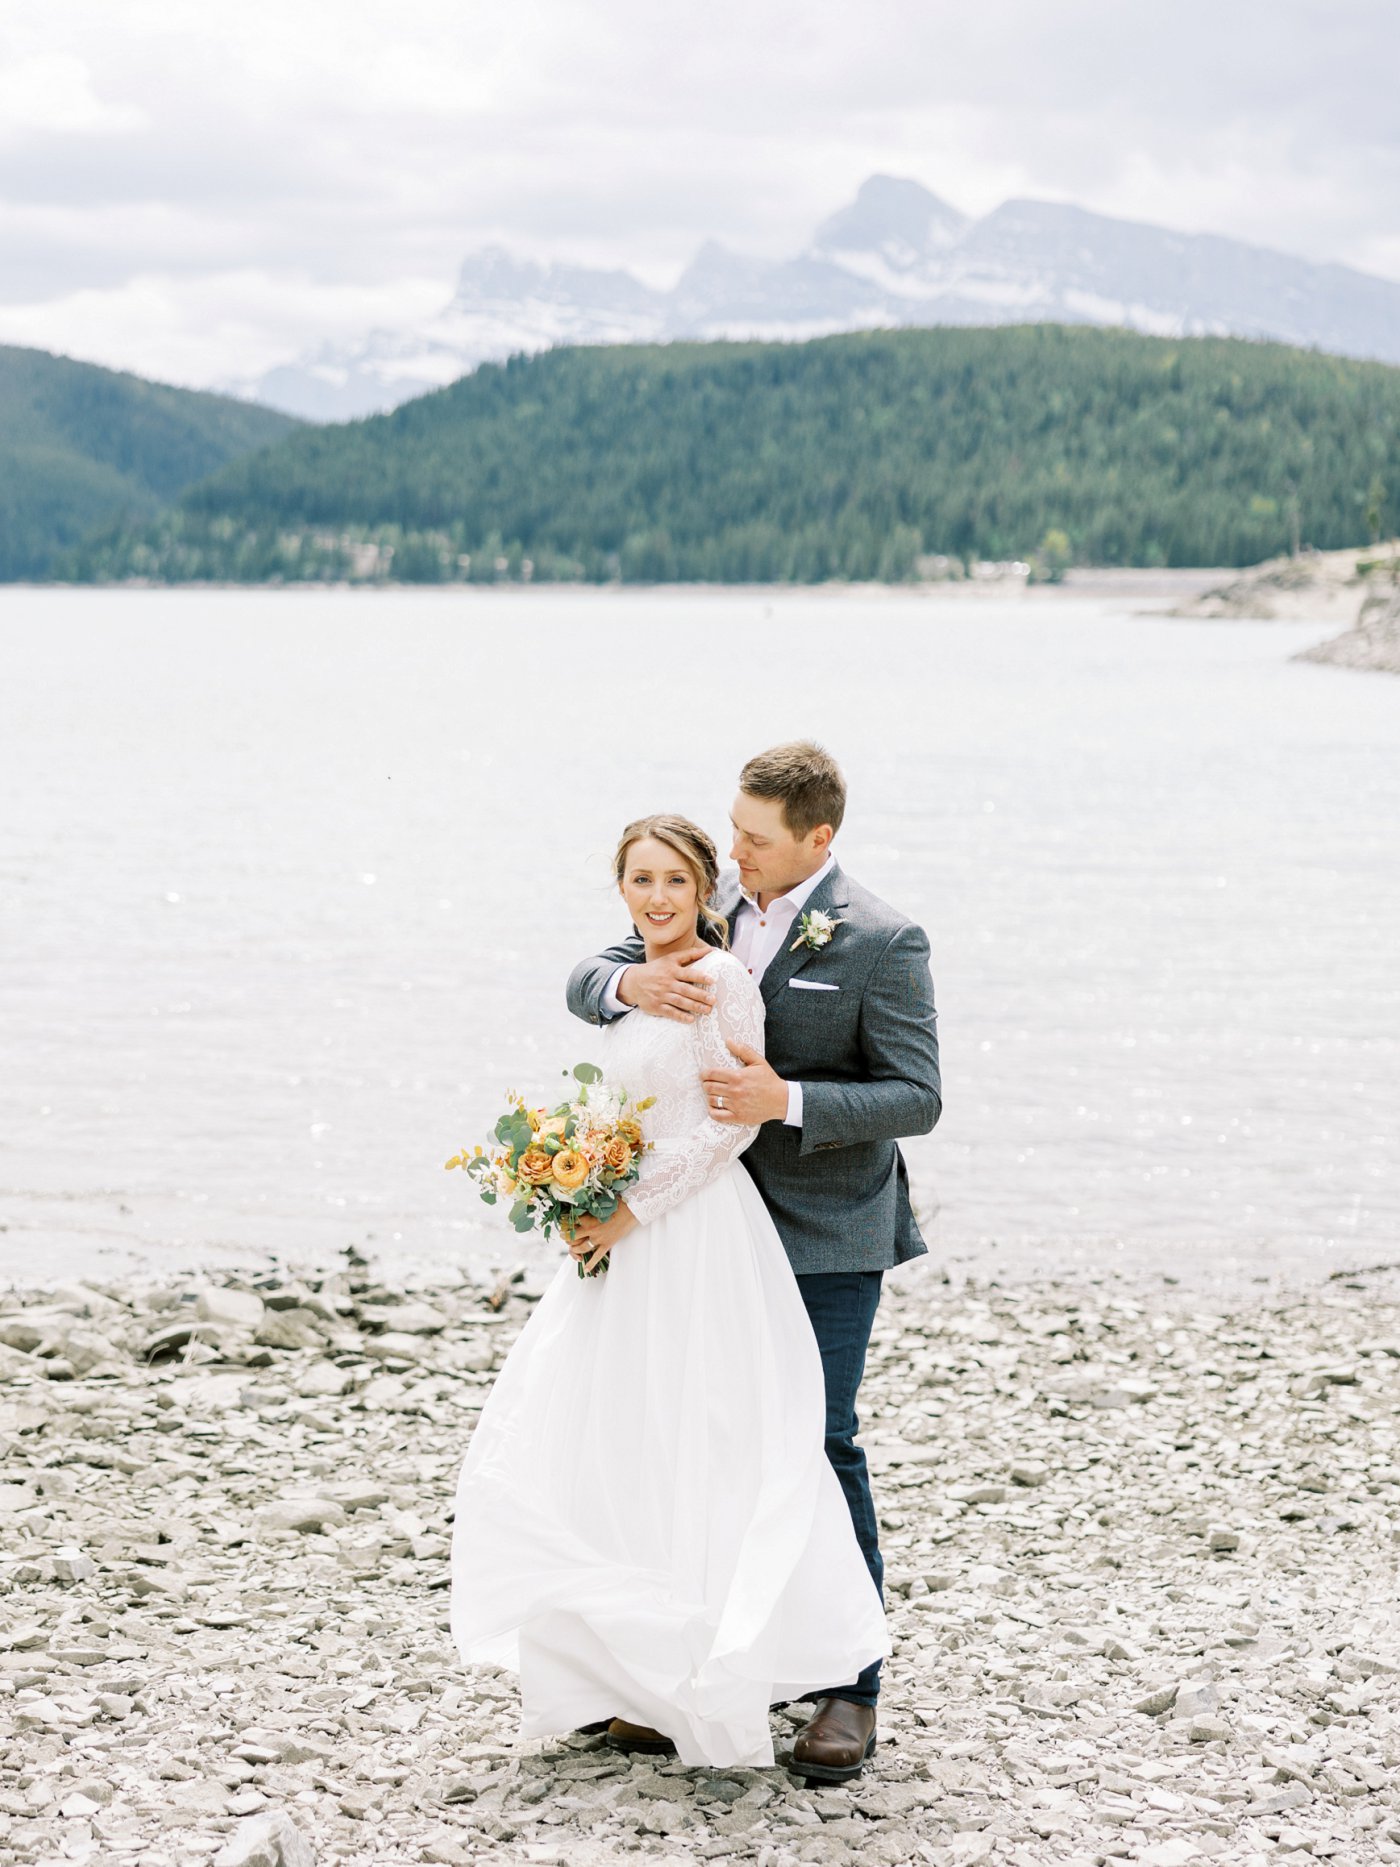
5 1252 1400 1867
1167 545 1400 673
1296 580 1400 676
1167 547 1374 626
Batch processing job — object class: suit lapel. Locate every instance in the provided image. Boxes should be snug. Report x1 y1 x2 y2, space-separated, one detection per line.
760 862 850 1005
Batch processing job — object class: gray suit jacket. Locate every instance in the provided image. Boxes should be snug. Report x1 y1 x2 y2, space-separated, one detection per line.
566 862 941 1275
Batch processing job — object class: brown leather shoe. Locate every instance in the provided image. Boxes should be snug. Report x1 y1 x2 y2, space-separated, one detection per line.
789 1696 877 1782
605 1717 676 1755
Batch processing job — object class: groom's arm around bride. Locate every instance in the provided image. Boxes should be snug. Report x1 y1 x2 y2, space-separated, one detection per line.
566 751 940 1277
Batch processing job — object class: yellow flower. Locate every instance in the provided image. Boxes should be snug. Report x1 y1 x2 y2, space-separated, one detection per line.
615 1118 644 1150
551 1149 590 1191
516 1147 555 1187
601 1139 633 1175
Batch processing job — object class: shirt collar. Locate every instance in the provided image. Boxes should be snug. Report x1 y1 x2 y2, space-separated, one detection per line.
738 851 836 920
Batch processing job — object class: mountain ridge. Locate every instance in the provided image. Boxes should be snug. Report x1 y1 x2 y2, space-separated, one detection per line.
235 175 1400 421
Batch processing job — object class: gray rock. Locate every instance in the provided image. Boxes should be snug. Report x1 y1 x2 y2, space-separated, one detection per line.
51 1326 123 1372
214 1812 315 1867
1188 1714 1233 1743
361 1301 449 1335
49 1545 97 1584
254 1310 326 1351
142 1319 231 1360
197 1286 266 1328
0 1315 48 1352
254 1497 348 1535
59 1790 104 1817
294 1362 354 1398
1174 1678 1219 1719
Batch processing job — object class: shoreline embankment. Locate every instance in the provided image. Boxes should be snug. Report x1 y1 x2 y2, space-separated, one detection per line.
4 1252 1400 1865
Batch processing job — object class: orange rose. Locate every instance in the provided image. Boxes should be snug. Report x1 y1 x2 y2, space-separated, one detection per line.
551 1149 590 1191
615 1118 644 1150
516 1147 555 1187
601 1139 633 1175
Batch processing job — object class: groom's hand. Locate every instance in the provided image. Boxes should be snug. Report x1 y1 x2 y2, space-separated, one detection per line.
702 1041 789 1125
616 944 715 1023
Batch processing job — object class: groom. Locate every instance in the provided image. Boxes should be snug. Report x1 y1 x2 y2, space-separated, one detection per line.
566 740 941 1782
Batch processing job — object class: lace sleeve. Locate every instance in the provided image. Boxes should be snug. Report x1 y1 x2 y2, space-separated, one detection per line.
625 960 766 1226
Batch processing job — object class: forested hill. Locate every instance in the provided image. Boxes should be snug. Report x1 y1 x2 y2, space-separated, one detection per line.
64 325 1400 584
0 346 297 580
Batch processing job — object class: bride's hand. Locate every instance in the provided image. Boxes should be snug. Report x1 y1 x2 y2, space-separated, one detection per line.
569 1202 638 1273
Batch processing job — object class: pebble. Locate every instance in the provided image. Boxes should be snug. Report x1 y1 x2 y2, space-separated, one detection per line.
1174 1679 1220 1719
195 1287 266 1329
214 1812 315 1867
1009 1459 1049 1487
253 1497 348 1536
3 1252 1400 1866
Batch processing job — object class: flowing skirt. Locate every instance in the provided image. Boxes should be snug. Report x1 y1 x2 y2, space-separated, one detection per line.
449 1160 888 1768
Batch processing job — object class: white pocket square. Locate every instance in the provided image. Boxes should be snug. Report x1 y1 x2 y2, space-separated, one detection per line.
788 979 839 991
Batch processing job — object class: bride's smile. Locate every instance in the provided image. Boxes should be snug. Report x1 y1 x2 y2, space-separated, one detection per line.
620 837 701 956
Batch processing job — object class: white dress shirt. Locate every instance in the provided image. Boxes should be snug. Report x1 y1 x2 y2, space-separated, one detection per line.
602 853 835 1129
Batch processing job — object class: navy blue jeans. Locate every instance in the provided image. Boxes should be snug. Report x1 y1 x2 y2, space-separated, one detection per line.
794 1269 884 1706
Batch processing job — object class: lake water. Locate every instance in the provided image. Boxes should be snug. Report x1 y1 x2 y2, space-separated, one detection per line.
2 585 1397 1291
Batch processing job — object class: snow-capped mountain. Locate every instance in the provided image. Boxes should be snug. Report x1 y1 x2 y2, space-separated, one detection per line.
238 176 1400 420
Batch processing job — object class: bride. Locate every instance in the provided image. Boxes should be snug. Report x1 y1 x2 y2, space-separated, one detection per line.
449 813 887 1769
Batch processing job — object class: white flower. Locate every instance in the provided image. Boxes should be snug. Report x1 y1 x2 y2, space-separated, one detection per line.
790 908 845 953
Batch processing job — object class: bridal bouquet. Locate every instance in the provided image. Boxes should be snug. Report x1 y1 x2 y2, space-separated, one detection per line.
445 1064 654 1277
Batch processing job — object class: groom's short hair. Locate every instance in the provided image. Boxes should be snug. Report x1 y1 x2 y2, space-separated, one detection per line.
739 741 846 838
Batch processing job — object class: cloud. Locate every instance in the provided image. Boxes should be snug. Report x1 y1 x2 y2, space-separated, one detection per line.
0 0 1397 388
0 270 447 389
0 52 146 139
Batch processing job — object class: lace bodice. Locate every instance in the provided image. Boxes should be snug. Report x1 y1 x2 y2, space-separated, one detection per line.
599 950 765 1226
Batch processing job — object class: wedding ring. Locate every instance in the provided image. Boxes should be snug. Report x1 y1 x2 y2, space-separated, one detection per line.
715 1095 726 1110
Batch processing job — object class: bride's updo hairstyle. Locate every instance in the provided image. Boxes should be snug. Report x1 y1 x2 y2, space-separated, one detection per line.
613 814 729 949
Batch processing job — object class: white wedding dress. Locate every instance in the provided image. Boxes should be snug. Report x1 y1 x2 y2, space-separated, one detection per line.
449 949 888 1768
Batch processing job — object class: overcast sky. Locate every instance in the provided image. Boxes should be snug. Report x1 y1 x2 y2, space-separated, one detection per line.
1 0 1397 390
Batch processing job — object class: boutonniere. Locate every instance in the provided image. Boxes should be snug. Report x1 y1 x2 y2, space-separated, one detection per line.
790 908 845 954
